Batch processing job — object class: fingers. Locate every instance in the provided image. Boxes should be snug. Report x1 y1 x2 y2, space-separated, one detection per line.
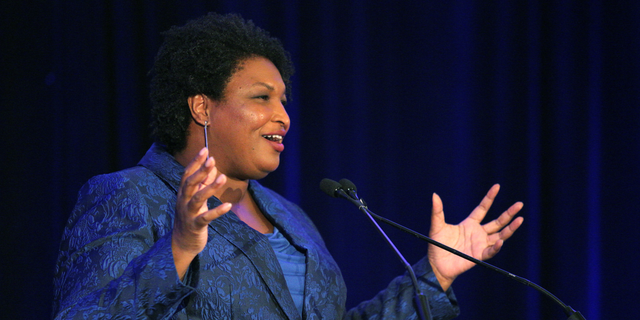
186 168 226 214
179 148 211 199
471 185 524 251
486 215 524 247
178 148 230 226
181 147 209 186
468 184 500 222
180 148 222 211
497 216 524 241
483 201 524 234
196 202 232 226
483 239 504 260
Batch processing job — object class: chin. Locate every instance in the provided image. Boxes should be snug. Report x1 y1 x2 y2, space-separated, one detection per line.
256 164 279 179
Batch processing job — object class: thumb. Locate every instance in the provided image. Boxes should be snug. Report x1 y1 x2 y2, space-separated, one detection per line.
430 193 446 235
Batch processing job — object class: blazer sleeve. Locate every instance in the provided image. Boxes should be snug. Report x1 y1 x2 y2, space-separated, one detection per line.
52 173 197 320
344 256 460 320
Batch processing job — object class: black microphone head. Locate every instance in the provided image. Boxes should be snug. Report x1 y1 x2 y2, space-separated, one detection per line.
339 178 357 191
320 178 342 198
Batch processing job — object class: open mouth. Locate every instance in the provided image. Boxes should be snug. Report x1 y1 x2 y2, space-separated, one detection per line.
262 134 283 144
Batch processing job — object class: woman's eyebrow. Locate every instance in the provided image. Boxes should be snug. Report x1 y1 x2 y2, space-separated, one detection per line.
251 82 275 91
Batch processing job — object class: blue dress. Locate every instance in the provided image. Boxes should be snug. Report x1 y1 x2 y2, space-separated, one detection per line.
52 143 460 319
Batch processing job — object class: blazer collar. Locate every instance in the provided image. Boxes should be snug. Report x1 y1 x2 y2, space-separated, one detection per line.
137 143 183 194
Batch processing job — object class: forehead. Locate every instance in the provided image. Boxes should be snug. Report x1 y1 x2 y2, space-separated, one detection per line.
228 57 285 87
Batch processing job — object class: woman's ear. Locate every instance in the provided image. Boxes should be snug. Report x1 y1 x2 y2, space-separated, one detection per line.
187 94 209 126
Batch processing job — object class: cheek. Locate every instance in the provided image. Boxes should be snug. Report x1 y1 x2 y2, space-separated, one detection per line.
243 109 269 128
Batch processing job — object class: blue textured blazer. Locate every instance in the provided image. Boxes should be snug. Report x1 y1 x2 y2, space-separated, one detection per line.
53 144 459 319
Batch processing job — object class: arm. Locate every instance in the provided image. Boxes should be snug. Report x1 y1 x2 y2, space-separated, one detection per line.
53 148 230 319
428 184 524 291
53 174 196 319
172 147 231 279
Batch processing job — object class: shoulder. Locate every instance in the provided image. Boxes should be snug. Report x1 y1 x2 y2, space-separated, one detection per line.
82 166 155 189
66 167 176 241
78 166 172 203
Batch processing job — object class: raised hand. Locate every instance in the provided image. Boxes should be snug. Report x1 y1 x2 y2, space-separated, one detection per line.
172 147 231 279
427 184 524 291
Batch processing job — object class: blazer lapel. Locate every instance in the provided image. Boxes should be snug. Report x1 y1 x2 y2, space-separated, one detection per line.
207 197 301 320
249 181 348 318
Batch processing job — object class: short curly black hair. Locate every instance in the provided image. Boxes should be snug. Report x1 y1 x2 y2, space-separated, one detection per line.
149 13 294 154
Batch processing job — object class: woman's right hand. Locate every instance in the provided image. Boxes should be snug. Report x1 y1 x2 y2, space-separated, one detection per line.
172 147 231 279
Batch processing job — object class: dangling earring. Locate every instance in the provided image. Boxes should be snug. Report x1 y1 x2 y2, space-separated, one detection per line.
203 120 209 150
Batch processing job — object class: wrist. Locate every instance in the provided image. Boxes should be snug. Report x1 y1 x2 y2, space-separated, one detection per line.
171 232 199 280
429 260 454 292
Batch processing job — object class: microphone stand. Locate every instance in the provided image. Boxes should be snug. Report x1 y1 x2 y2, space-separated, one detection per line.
331 186 431 320
326 179 586 320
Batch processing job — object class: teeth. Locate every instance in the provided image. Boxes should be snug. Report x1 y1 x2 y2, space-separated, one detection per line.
262 134 283 143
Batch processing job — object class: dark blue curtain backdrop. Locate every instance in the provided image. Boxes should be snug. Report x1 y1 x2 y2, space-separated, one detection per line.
1 1 638 319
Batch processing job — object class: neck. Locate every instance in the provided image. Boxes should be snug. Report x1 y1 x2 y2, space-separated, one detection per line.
174 123 207 169
216 177 250 205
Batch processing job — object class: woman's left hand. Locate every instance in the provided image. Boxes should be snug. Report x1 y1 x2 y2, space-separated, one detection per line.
427 184 524 291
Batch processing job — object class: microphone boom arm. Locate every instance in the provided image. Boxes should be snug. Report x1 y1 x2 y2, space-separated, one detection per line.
365 209 584 319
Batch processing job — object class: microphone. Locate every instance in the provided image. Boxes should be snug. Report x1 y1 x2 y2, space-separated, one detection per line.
319 178 343 198
319 178 367 209
322 178 586 320
338 178 356 192
319 178 431 320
